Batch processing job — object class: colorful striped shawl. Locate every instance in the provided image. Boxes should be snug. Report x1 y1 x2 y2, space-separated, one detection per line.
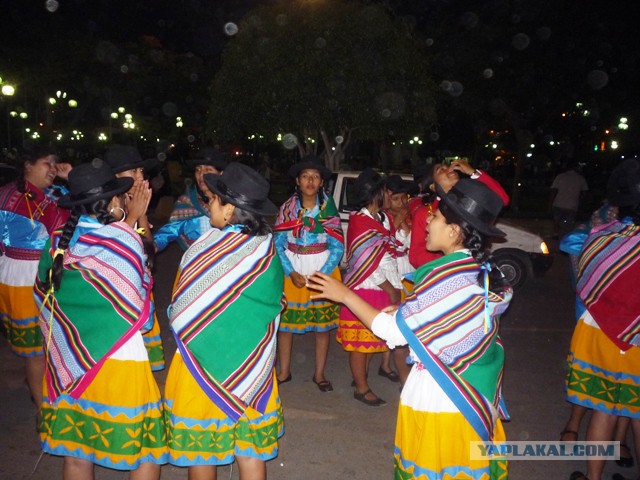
169 185 209 222
169 228 285 422
577 220 640 350
343 210 396 288
34 222 151 402
273 192 343 243
399 252 512 441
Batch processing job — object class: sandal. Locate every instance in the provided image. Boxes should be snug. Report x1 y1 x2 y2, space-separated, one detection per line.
312 376 333 392
378 367 400 383
354 389 386 407
560 429 578 442
277 373 292 384
616 443 635 468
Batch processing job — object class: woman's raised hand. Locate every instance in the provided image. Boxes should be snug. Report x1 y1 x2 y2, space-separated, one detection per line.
307 271 349 304
125 180 152 226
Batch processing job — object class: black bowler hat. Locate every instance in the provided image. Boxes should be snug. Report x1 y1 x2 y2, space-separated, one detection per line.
385 174 414 194
58 158 133 208
353 168 385 207
186 147 227 171
607 158 640 207
204 162 277 216
103 144 158 174
288 155 332 180
436 179 506 237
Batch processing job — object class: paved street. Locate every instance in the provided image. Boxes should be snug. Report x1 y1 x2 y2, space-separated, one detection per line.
0 222 636 479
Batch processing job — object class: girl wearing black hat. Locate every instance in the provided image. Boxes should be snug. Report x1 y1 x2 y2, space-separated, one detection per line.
309 179 513 479
164 163 284 480
33 159 167 479
272 156 344 392
0 147 71 409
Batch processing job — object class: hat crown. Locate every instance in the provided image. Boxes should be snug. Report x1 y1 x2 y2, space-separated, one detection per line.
68 159 117 196
103 145 143 172
288 154 331 179
438 179 505 237
219 162 269 198
607 158 640 207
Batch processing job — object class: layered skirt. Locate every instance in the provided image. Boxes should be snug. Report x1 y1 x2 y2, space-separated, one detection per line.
395 363 507 480
337 288 390 353
164 351 284 466
0 253 42 357
566 311 640 417
39 333 168 470
279 249 340 334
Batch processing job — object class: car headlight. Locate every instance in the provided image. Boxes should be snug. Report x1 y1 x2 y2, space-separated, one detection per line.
540 242 549 255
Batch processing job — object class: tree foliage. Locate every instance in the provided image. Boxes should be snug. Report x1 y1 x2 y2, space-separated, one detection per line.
207 0 437 170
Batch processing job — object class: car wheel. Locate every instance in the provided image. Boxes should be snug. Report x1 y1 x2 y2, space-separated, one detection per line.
491 249 533 291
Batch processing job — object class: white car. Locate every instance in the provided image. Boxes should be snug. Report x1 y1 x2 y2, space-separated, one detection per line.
327 171 553 290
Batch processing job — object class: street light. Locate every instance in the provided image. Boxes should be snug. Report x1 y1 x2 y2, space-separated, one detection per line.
2 83 16 148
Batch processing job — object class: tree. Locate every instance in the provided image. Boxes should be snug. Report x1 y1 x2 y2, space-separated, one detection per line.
207 0 437 170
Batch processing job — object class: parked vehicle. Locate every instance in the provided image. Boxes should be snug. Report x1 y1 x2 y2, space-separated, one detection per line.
327 171 553 290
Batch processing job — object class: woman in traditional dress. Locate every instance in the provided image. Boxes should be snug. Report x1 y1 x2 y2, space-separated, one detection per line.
164 162 285 480
0 147 70 408
565 158 640 480
339 168 402 407
273 155 343 391
309 179 513 479
33 159 167 479
103 144 165 371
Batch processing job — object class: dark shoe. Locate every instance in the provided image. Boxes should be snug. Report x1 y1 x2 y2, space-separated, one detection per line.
277 373 292 384
569 471 588 480
354 389 386 407
616 443 635 468
378 367 400 383
312 376 333 392
560 429 578 441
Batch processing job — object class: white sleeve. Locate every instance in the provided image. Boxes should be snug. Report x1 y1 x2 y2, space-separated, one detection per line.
371 311 408 349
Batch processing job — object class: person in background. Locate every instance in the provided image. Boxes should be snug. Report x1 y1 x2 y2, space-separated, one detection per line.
309 179 512 479
103 144 165 371
409 160 509 270
154 146 227 252
562 158 640 480
338 168 402 407
0 147 71 409
549 159 588 239
34 159 167 480
164 163 284 480
383 174 415 386
273 155 343 391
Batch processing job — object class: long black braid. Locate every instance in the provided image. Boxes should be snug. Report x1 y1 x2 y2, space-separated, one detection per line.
439 202 510 291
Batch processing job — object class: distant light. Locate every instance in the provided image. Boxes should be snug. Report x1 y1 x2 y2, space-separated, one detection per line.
68 99 78 108
517 182 522 187
540 242 549 255
619 123 628 130
611 141 619 150
620 117 628 123
118 107 125 113
9 111 17 117
98 133 108 141
2 85 15 96
549 141 555 145
526 153 532 158
492 144 497 149
111 113 118 119
530 144 535 148
49 97 56 105
19 112 27 119
413 136 419 141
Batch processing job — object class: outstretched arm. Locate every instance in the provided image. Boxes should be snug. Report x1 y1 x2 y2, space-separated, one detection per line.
308 272 381 329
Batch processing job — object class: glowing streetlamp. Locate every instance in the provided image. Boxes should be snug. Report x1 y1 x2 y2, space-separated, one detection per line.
2 83 16 148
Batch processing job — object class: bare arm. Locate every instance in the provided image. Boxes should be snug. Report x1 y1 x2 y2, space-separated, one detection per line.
308 272 382 329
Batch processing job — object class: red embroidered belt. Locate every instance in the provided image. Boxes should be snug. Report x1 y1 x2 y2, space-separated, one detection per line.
1 245 41 261
287 243 327 255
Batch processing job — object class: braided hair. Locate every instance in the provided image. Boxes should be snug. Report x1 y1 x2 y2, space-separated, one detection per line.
439 202 510 291
218 196 272 236
41 197 113 292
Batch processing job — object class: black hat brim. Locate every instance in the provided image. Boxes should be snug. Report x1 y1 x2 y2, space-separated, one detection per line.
57 177 133 208
436 183 506 237
204 174 278 216
288 160 332 180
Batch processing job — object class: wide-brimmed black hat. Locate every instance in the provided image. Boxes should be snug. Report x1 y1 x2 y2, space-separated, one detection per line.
385 174 414 194
58 158 133 208
204 162 277 216
436 179 506 237
288 155 332 180
186 147 227 171
103 144 158 174
607 158 640 207
353 168 385 207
